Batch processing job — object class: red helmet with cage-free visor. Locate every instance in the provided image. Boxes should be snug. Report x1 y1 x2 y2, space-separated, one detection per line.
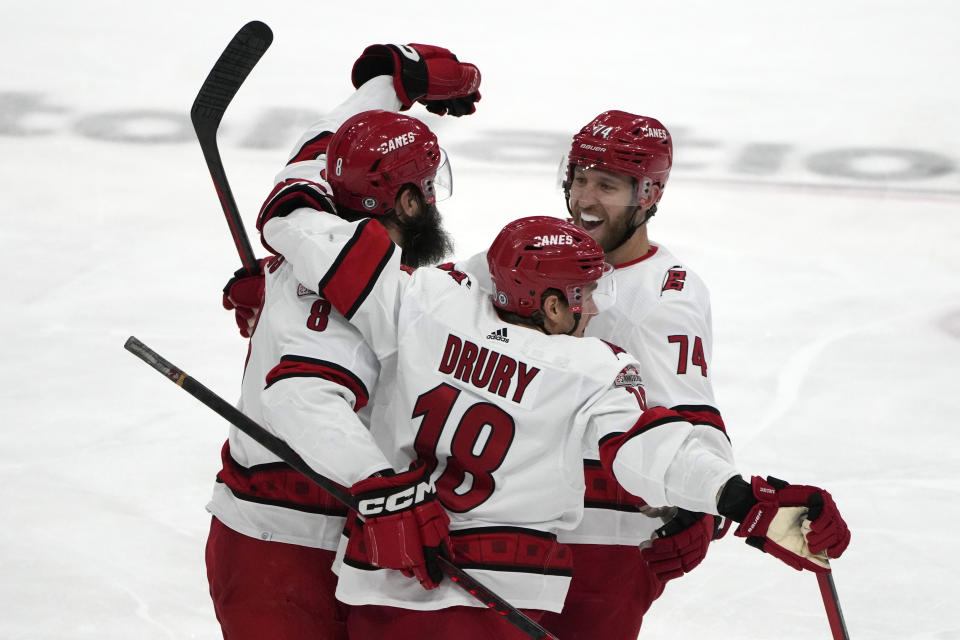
487 216 615 318
326 110 452 216
560 110 672 207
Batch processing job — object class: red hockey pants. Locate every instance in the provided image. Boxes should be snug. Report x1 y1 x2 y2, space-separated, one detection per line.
205 516 348 640
348 604 547 639
537 543 665 639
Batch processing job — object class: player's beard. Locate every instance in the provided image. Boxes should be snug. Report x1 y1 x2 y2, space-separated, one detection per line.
396 201 454 268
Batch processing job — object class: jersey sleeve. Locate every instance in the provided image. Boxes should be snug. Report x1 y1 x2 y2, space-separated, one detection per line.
239 261 396 487
260 374 392 486
262 209 405 363
255 75 403 248
595 398 740 515
282 75 402 167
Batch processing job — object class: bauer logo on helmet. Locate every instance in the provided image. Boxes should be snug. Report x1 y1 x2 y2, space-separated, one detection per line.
579 143 607 153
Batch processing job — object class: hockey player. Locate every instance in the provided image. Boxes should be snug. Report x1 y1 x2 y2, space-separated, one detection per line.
448 111 740 638
260 213 849 639
206 44 481 640
543 111 728 637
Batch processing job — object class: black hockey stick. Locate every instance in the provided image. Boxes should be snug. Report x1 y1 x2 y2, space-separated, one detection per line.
190 20 273 272
817 572 850 639
123 336 558 640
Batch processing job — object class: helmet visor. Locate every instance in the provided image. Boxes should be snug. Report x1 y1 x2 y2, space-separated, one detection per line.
421 147 453 204
566 263 616 316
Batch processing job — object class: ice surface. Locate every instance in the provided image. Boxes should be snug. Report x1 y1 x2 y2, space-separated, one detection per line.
2 1 958 638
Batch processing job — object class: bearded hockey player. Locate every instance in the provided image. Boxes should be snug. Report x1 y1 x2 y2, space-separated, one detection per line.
206 43 480 640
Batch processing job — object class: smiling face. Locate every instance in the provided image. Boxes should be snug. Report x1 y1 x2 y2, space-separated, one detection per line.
567 165 640 250
567 164 662 264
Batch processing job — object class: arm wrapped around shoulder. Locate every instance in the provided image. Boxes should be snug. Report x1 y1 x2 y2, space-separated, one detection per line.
348 460 452 590
351 43 481 115
718 475 850 573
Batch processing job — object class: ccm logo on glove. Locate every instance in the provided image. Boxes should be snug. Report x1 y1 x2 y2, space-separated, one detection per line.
357 478 438 516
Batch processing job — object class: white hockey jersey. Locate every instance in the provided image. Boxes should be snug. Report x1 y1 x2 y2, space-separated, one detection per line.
455 243 732 545
263 212 740 612
575 243 730 543
206 76 404 551
206 251 396 551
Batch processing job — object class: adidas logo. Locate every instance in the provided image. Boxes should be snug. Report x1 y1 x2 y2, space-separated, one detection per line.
486 327 509 343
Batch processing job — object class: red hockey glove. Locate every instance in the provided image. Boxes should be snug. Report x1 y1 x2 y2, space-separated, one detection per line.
221 259 267 338
718 476 850 573
641 508 721 583
349 460 451 590
351 43 481 116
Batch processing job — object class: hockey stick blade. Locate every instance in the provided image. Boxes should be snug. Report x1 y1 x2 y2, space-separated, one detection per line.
123 336 558 640
190 21 273 272
817 571 850 640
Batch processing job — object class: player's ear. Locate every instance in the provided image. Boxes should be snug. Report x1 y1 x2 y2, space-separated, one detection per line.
540 293 566 324
394 185 422 221
635 182 660 211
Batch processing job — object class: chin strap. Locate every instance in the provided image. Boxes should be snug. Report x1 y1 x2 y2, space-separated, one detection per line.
564 312 583 336
607 204 656 253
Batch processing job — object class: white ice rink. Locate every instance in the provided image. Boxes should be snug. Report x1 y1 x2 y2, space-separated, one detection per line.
2 1 958 638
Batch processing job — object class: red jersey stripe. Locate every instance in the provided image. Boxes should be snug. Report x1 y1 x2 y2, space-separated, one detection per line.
265 355 370 411
318 218 395 319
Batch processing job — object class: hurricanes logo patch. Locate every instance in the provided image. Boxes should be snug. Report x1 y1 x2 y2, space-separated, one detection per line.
661 266 687 293
297 283 316 297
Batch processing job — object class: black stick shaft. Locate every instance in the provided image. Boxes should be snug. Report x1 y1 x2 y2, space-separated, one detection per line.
190 21 273 272
124 336 352 506
123 336 558 640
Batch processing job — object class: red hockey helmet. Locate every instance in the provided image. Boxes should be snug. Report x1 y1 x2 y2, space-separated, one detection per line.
487 216 614 318
326 110 452 216
562 110 673 206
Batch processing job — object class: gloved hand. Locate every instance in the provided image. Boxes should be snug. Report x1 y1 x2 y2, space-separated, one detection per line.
349 460 451 589
641 508 722 582
351 43 481 116
222 259 267 338
718 475 850 573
